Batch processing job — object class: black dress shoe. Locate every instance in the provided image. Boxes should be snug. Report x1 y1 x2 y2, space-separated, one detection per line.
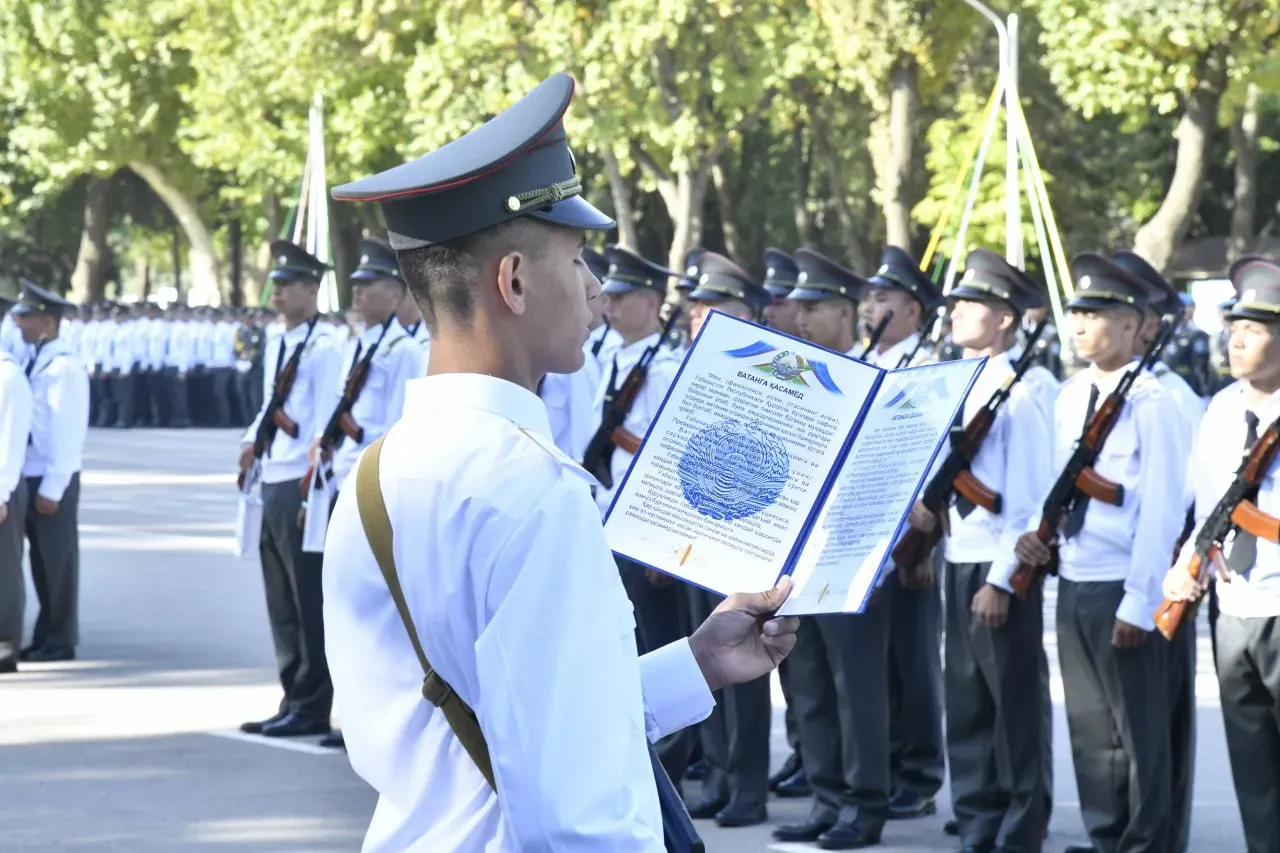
0 659 17 674
260 713 330 738
817 820 883 850
714 801 767 828
773 816 836 842
685 796 728 820
769 752 803 791
318 730 345 748
944 819 959 836
20 645 74 663
1063 847 1095 853
684 757 709 781
887 788 936 819
774 767 811 798
240 711 288 734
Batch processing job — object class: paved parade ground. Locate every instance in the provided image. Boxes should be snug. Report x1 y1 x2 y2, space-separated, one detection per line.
0 429 1250 852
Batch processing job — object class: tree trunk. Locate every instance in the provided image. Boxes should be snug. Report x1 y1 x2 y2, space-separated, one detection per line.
69 175 110 303
712 156 744 262
1132 48 1229 272
136 253 150 301
228 217 244 307
793 123 816 247
130 161 224 306
870 56 918 249
172 227 183 299
1228 82 1260 264
602 148 640 251
664 165 709 280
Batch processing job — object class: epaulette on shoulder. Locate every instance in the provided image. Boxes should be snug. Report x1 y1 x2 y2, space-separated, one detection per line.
383 335 406 353
518 427 599 489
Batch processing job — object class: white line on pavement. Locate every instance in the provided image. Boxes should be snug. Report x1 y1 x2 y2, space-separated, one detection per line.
206 729 342 756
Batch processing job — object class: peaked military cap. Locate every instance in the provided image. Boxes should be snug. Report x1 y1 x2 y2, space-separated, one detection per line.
332 73 613 250
675 247 708 292
868 245 940 309
11 279 75 318
688 252 771 316
762 248 800 298
1067 252 1154 313
350 237 404 284
788 248 865 303
268 241 328 283
952 249 1045 314
1111 250 1181 316
582 246 609 282
1227 256 1280 323
600 245 674 296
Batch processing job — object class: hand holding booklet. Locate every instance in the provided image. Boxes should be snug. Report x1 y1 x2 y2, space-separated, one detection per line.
602 310 985 615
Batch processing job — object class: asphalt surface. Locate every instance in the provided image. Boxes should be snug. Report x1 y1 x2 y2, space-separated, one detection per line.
0 428 1248 851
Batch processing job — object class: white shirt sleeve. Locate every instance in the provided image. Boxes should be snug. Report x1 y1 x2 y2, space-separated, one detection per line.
0 363 34 498
37 360 90 502
380 341 421 433
474 477 713 850
987 390 1055 591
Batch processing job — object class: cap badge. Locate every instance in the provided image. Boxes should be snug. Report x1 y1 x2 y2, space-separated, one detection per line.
686 265 698 276
797 272 808 285
878 265 890 276
278 255 288 264
1243 288 1257 303
506 196 521 213
360 255 369 264
963 269 976 281
1080 275 1092 290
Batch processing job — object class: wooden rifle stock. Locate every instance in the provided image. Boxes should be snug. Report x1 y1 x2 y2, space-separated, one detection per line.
1154 545 1228 641
1008 516 1059 598
1231 499 1280 542
1074 465 1124 506
612 426 643 455
954 470 1001 514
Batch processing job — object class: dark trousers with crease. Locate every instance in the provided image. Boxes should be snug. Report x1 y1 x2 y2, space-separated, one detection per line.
788 589 891 828
166 368 190 426
210 368 234 427
1166 619 1196 852
259 480 332 720
0 483 29 661
112 373 136 427
779 656 801 756
944 561 1046 852
24 475 81 650
1057 579 1170 853
887 566 945 798
1215 612 1280 853
617 555 696 784
686 586 771 809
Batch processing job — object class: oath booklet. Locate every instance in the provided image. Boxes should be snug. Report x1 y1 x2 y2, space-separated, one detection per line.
602 310 985 615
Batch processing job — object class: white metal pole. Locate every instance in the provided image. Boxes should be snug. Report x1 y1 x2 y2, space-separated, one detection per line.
1007 13 1022 268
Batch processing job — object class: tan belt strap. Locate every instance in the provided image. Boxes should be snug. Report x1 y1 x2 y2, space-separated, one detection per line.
355 435 497 790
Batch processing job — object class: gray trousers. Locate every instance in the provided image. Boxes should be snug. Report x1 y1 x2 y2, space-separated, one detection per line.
788 589 891 827
1057 579 1171 853
1215 613 1280 853
944 562 1047 852
1166 619 1196 852
687 586 771 808
0 482 29 661
260 480 332 720
888 568 946 797
25 475 81 650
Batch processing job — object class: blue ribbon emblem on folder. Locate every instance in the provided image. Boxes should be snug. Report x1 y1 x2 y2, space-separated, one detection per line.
722 341 843 396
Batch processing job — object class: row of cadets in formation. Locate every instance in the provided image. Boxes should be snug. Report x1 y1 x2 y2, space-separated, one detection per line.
232 236 423 750
0 281 90 674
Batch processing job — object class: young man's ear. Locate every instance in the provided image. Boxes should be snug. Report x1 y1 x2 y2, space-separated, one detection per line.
496 251 528 316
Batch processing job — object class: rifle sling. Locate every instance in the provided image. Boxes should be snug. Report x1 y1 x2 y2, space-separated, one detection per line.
355 435 498 791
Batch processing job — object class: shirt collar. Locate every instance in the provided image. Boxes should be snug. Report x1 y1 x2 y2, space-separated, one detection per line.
615 331 660 359
1239 382 1280 423
1086 359 1140 395
404 373 553 440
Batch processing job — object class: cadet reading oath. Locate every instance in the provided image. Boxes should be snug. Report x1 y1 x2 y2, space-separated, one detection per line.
321 73 799 851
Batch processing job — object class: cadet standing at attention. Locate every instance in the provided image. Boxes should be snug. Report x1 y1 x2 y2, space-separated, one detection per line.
778 248 892 850
863 245 946 821
321 71 799 850
0 293 34 674
1162 257 1280 853
237 242 344 739
11 281 90 663
681 252 776 828
1007 253 1190 853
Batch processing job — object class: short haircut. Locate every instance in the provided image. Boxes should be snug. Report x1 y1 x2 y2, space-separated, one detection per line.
396 218 550 330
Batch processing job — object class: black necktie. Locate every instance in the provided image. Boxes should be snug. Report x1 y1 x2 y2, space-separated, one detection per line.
24 341 45 377
1063 383 1101 539
1229 411 1261 574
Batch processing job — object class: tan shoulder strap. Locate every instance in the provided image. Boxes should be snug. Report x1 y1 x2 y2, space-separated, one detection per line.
355 436 497 791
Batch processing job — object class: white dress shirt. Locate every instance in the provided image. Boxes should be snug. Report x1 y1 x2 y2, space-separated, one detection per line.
1177 383 1280 619
0 351 34 501
107 321 134 374
1150 362 1206 435
2 313 25 359
146 319 169 370
592 332 682 515
242 318 344 484
21 337 90 502
863 332 920 369
321 321 421 490
211 321 239 369
540 340 605 463
323 374 714 852
79 320 102 370
997 363 1191 630
165 321 194 372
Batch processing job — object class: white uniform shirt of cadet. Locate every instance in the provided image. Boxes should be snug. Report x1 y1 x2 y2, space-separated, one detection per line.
322 321 421 489
130 316 151 370
862 331 919 370
1150 361 1207 435
242 319 344 485
941 352 1055 584
61 317 82 356
195 318 217 367
91 319 114 371
108 320 134 375
211 320 239 369
1178 383 1280 619
2 312 25 358
540 337 605 462
995 363 1191 630
146 317 168 371
81 319 102 371
21 336 90 502
0 350 34 501
396 318 431 378
322 374 715 853
592 331 682 515
165 320 193 373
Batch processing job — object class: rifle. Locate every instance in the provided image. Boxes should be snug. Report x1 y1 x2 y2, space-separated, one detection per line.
590 317 612 358
238 317 317 490
890 318 1050 578
1008 317 1178 598
859 311 894 360
895 312 942 369
582 306 682 489
1153 411 1280 639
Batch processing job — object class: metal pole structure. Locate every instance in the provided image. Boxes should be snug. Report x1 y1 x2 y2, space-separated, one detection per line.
1007 14 1022 268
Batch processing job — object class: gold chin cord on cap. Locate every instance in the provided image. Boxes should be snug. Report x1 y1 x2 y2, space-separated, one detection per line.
505 176 583 213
